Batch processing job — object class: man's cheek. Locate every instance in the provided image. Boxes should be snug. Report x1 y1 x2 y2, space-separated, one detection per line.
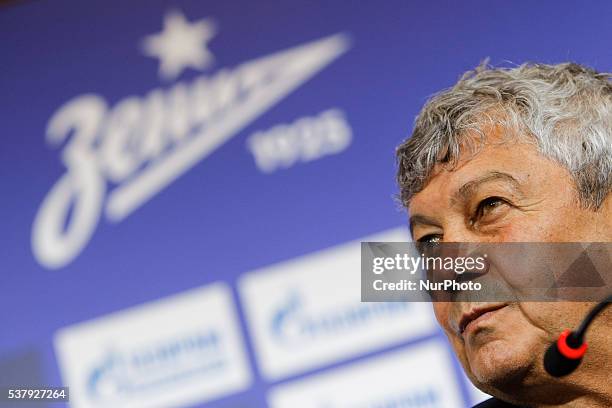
497 217 548 241
519 302 586 338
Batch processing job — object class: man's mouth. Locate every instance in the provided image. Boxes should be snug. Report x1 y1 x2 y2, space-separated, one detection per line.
458 303 508 336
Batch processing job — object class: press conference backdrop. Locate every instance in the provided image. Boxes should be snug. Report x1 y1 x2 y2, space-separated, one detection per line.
1 1 610 407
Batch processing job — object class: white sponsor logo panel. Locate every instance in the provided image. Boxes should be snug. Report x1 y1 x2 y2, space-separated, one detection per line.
54 282 251 408
268 341 464 408
239 227 437 380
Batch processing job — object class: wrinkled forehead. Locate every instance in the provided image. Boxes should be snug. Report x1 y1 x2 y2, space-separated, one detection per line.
407 128 533 209
407 146 579 231
401 123 531 205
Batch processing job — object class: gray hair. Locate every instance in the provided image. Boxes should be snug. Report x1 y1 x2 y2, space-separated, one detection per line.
396 61 612 209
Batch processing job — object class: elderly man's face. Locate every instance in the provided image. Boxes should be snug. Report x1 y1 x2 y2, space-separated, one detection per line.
408 130 611 394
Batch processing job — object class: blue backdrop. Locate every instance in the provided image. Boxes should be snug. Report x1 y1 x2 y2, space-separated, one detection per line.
1 1 610 407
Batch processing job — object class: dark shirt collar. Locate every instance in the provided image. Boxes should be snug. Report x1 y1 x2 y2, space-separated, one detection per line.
473 397 524 408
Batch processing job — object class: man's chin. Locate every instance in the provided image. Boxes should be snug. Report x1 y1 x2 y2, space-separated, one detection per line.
465 338 532 389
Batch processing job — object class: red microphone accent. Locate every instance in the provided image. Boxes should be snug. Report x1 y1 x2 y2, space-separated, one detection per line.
557 329 588 360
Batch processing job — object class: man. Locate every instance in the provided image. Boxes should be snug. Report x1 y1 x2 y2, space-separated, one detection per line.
395 62 611 407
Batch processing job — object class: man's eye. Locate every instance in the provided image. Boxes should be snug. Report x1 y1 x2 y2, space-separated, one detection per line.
415 234 442 260
474 196 508 220
417 234 442 243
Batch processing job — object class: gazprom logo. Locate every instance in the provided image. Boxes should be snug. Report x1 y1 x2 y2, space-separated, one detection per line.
270 291 412 345
86 330 224 402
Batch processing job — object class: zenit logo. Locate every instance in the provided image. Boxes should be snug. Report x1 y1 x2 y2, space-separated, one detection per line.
32 10 350 269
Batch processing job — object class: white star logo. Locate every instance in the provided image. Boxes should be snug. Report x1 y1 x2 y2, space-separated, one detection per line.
142 10 217 80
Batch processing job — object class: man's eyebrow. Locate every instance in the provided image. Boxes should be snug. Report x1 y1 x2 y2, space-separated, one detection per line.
454 171 522 203
409 214 442 236
409 171 521 235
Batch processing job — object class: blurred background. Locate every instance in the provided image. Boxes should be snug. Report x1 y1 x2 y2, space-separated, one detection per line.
1 0 610 407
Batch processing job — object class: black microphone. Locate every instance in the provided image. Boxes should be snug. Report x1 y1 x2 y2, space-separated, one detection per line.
544 295 611 377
